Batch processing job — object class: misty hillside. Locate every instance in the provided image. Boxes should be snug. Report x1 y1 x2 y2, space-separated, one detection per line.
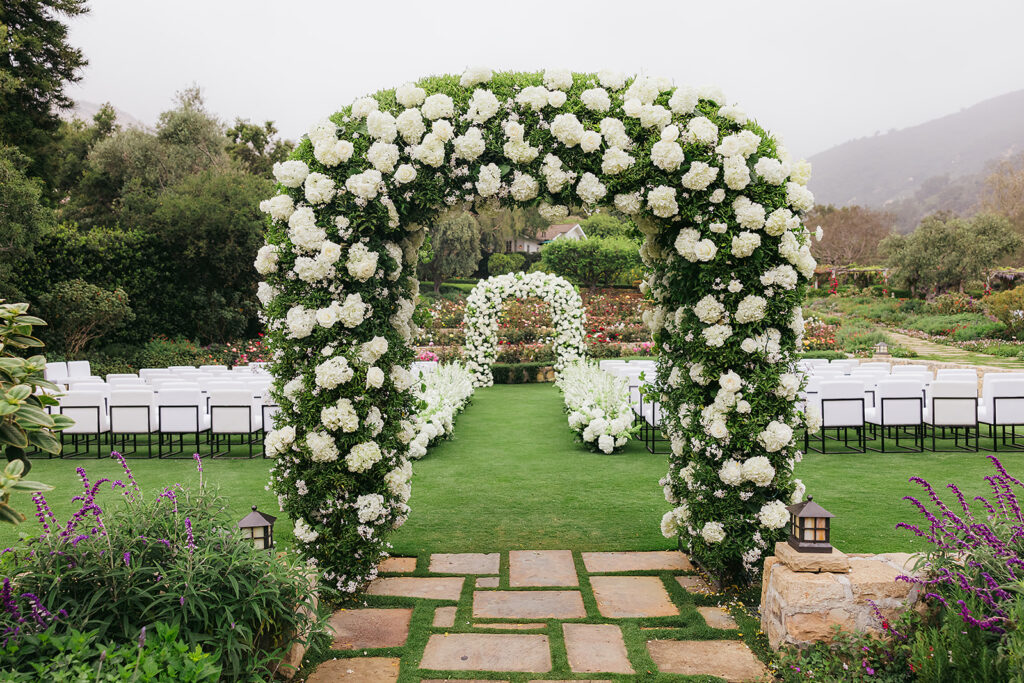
61 100 146 130
808 89 1024 231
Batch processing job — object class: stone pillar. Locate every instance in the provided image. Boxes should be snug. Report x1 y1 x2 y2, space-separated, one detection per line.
760 542 922 650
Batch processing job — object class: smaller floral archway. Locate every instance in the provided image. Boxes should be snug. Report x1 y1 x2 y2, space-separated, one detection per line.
464 271 587 387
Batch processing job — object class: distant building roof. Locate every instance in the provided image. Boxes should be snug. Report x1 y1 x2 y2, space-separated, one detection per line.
537 223 583 241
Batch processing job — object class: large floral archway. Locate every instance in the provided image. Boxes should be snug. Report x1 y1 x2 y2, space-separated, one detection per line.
464 271 586 387
256 68 817 590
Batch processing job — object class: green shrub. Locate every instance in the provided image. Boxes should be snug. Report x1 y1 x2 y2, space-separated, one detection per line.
797 350 847 360
37 279 134 357
929 291 982 315
487 252 526 276
491 362 551 384
135 336 213 369
1 623 221 682
985 286 1024 338
1 458 320 680
539 236 640 289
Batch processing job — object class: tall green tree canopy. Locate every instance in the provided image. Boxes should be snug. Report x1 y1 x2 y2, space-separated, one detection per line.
418 211 482 293
0 146 54 300
0 0 88 185
225 118 294 176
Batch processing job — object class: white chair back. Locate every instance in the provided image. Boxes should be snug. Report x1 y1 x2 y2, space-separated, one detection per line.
109 389 157 433
928 381 979 426
66 360 91 378
893 365 931 376
45 362 69 383
210 389 258 433
874 379 925 426
981 376 1024 425
157 388 207 432
59 390 108 433
936 369 978 381
820 379 866 427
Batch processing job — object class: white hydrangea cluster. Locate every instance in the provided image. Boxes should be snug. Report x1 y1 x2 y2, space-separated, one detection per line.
258 70 814 589
558 361 634 454
408 363 475 459
464 272 587 387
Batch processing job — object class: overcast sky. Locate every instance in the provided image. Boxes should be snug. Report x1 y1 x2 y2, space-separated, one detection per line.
65 0 1024 158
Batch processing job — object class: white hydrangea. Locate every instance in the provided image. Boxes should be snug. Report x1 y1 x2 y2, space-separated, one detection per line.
762 264 799 290
668 86 698 115
346 243 379 281
602 148 634 175
314 356 354 389
580 87 611 112
786 181 815 212
791 479 807 504
351 96 379 118
516 85 551 111
467 88 500 123
345 169 383 200
421 93 454 120
273 160 308 188
647 185 679 218
681 161 720 191
346 442 382 473
735 295 768 323
733 196 766 230
259 194 294 222
285 305 316 339
543 67 573 90
304 172 336 205
614 192 642 214
660 504 690 538
579 130 602 153
460 66 492 88
754 157 789 185
538 203 569 222
475 163 502 197
366 110 397 142
321 398 359 432
453 127 486 161
693 295 725 324
293 517 319 543
576 172 607 204
264 425 295 457
597 69 626 90
395 82 426 107
639 104 672 129
651 136 685 172
757 500 790 529
687 117 719 145
551 113 585 147
306 430 339 462
510 172 539 201
254 244 279 275
731 231 761 258
790 160 812 186
313 139 353 167
723 156 750 191
742 456 776 486
701 521 726 544
702 323 732 347
775 372 801 400
355 492 386 523
338 293 366 327
395 108 426 145
758 420 794 452
718 460 743 486
599 118 631 149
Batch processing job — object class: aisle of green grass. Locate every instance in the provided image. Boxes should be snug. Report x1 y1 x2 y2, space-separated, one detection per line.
5 383 1024 557
390 383 674 554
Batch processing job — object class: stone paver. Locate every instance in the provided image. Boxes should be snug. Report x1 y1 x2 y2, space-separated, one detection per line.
582 550 693 572
698 606 739 630
473 590 587 619
423 680 508 683
327 608 412 649
307 657 400 682
476 576 499 588
590 576 677 618
432 606 456 628
377 556 417 573
647 640 770 682
429 552 500 574
510 550 578 587
420 633 552 672
474 622 546 630
676 575 713 594
366 576 464 601
562 623 634 674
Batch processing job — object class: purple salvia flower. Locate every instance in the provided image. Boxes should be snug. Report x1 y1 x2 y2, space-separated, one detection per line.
184 518 196 554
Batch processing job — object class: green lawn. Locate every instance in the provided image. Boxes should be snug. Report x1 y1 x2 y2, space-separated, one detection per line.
4 383 1024 558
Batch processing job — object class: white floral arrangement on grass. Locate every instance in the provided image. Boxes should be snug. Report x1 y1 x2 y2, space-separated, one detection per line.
557 361 636 453
256 67 819 589
464 271 586 387
409 362 475 459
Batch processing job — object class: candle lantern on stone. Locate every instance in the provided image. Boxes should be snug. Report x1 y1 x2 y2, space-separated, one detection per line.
238 505 276 551
786 496 834 553
874 341 890 357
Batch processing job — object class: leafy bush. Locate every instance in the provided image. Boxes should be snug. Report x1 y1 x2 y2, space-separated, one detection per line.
0 455 319 680
986 285 1024 338
491 362 552 384
929 291 982 315
1 623 220 682
487 252 526 276
539 236 641 290
797 350 847 360
835 320 889 352
37 279 134 357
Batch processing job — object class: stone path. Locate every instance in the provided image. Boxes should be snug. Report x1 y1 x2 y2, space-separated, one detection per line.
305 550 770 682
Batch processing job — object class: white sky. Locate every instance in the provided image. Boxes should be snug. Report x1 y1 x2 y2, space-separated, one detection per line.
65 0 1024 158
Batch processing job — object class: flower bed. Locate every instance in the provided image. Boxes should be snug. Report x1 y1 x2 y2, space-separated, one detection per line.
408 363 475 459
557 361 636 453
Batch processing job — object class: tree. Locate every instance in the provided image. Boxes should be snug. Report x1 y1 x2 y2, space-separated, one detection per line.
882 212 1021 296
807 204 893 265
47 102 119 201
539 236 641 291
477 207 547 255
0 0 89 186
38 279 134 356
225 118 294 176
487 252 526 276
579 213 636 239
982 153 1024 235
0 146 54 300
418 211 482 293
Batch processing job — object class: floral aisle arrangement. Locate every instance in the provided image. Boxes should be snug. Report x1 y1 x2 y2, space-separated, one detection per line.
255 67 814 587
464 271 586 386
408 362 475 459
557 361 636 453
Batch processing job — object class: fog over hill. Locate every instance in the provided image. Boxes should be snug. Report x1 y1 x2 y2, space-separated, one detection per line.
808 89 1024 231
61 100 147 130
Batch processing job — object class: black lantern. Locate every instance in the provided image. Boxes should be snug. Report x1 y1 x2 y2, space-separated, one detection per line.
786 496 834 553
238 505 276 551
874 341 890 357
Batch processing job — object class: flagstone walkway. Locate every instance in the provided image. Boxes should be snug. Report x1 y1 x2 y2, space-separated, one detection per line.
305 549 771 682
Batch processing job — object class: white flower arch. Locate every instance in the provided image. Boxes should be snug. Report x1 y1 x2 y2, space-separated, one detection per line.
256 68 817 590
464 271 586 387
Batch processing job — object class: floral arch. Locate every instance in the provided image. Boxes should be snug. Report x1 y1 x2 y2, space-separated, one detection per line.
255 68 817 590
464 271 586 387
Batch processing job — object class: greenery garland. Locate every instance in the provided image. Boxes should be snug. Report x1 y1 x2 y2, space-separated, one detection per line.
255 68 817 589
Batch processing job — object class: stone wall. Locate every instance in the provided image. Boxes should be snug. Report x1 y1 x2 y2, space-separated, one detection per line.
760 543 923 650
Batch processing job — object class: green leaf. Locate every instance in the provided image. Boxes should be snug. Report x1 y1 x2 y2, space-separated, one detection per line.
0 404 17 416
0 421 28 448
15 405 54 427
4 458 24 477
0 502 25 525
13 315 45 326
50 414 75 430
5 384 31 401
9 479 53 492
28 430 61 454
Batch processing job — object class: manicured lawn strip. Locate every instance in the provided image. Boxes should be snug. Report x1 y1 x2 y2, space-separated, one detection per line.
390 383 675 555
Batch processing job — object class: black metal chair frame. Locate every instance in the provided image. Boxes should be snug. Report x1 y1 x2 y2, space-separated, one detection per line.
867 396 924 453
109 404 156 458
638 392 669 454
209 404 259 458
926 397 980 452
58 406 107 458
983 396 1024 452
806 397 866 454
157 405 210 459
